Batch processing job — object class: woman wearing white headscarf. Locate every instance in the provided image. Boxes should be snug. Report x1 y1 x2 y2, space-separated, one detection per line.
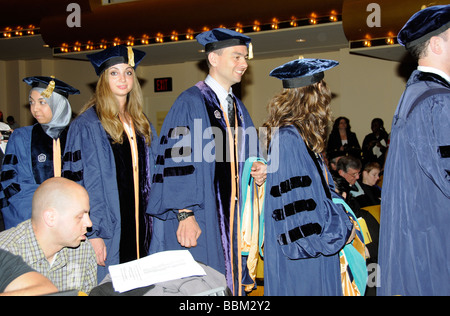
0 76 79 230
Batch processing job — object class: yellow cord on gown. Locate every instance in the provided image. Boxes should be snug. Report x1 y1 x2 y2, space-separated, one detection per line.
53 138 61 177
221 100 241 295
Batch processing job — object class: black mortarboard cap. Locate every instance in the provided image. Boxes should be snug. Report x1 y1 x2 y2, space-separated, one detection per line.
196 28 252 54
87 45 146 76
398 5 450 49
270 58 339 89
23 76 80 98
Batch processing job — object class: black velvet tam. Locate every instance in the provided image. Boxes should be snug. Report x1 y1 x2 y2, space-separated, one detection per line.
269 58 339 88
23 76 80 98
196 28 251 53
398 5 450 48
87 45 146 76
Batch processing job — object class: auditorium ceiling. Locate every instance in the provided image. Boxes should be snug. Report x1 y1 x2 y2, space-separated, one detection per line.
0 0 446 64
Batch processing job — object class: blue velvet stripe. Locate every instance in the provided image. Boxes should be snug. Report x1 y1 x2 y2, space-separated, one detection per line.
0 183 21 208
278 223 323 246
272 198 317 221
270 175 312 197
63 150 82 163
3 154 18 166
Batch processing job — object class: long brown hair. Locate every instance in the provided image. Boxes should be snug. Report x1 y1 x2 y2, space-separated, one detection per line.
82 68 152 145
262 80 332 153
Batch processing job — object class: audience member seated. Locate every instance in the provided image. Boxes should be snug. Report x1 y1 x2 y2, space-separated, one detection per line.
352 162 382 207
336 155 362 188
0 177 97 294
327 151 342 179
333 176 380 296
327 117 361 160
362 118 389 168
0 248 58 296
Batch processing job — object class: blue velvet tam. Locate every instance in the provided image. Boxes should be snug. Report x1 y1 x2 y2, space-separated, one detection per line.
23 76 80 98
398 5 450 49
196 28 252 53
87 45 146 76
270 58 339 89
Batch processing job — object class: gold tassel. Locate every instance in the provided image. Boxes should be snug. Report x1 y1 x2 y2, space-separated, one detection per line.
41 76 56 98
248 43 254 60
127 46 135 67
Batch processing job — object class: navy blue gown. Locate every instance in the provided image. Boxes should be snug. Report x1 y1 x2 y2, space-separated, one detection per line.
62 107 157 282
0 124 68 229
264 125 352 296
379 71 450 296
147 81 258 294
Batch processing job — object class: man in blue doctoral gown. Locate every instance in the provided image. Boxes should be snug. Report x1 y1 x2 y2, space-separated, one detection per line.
378 5 450 296
147 28 265 295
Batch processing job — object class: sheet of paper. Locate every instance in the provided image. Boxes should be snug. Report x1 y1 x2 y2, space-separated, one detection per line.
108 250 206 293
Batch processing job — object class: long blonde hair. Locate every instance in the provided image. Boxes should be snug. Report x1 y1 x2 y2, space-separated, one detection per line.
82 68 152 145
262 81 332 153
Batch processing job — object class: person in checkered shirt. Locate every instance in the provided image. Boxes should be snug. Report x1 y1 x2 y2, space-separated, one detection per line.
0 177 97 294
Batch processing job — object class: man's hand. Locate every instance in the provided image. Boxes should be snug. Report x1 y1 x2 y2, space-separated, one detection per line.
176 210 201 248
251 161 267 186
90 238 107 267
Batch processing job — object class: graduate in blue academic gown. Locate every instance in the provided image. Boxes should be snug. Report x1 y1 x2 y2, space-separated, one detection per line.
0 76 79 229
147 28 265 295
262 59 354 296
378 5 450 296
62 45 157 282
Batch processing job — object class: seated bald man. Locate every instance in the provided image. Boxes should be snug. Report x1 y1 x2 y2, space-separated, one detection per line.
0 177 97 294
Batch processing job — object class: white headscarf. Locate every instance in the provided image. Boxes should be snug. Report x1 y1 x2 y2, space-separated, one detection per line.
31 87 72 139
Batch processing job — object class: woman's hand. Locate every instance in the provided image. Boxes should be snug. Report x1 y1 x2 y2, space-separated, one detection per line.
251 161 267 186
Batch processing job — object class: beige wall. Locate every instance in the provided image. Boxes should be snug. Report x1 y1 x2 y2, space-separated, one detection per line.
139 61 207 134
0 47 409 143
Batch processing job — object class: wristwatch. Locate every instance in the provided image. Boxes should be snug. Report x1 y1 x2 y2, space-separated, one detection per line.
177 211 194 222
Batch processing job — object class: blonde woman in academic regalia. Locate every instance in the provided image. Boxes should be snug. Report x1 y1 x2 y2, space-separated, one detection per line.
62 45 157 282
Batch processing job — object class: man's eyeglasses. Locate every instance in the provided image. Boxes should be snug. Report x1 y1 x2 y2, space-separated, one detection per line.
346 171 361 178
